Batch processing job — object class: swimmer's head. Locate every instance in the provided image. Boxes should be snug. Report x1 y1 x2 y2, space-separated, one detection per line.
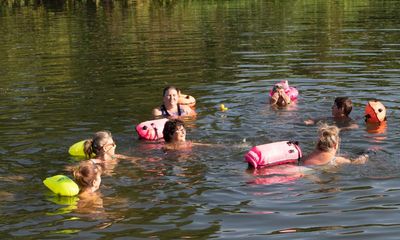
332 97 353 117
273 84 284 93
163 119 186 143
83 130 115 158
73 160 102 193
162 86 180 107
316 124 340 152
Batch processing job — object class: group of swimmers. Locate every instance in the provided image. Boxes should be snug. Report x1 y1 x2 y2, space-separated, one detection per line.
69 83 386 197
70 86 195 197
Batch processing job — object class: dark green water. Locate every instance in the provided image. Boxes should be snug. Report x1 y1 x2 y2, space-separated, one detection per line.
1 0 399 239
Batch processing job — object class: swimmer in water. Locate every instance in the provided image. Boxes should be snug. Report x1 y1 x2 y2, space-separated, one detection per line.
162 119 211 151
153 86 196 117
162 119 191 150
302 124 368 166
270 83 292 107
82 130 139 173
304 97 358 130
73 160 102 196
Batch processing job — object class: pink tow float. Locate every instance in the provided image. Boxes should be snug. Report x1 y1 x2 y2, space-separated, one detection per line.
135 118 168 141
269 80 299 101
245 141 302 169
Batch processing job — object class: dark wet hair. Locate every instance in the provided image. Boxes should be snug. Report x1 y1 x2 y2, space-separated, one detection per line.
162 86 181 97
83 130 112 159
334 97 353 116
163 119 185 143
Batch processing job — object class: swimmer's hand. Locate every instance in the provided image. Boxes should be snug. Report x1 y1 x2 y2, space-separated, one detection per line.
351 153 369 164
304 119 315 125
366 146 382 153
277 88 285 96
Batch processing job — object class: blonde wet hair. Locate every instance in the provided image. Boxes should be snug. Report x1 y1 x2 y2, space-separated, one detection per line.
316 124 340 152
83 130 112 159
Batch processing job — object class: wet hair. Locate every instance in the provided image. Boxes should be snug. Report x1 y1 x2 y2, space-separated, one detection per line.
83 130 112 159
334 97 353 116
163 119 185 143
316 124 340 152
162 86 181 97
73 161 102 193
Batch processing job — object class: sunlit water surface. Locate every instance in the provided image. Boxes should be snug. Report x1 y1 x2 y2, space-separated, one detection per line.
0 1 399 239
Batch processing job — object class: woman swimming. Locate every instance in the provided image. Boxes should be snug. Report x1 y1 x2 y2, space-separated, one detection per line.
83 130 139 166
304 97 358 130
162 119 190 150
153 86 196 117
302 124 368 166
162 119 211 151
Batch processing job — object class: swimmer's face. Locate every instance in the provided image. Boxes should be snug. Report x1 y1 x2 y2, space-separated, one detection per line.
331 103 342 117
173 125 186 142
163 88 179 107
273 84 283 93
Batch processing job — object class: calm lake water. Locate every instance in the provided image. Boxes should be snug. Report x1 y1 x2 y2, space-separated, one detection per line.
1 0 399 239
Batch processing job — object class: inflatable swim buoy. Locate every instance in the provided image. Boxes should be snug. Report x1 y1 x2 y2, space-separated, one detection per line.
136 118 168 140
365 100 386 124
245 141 302 169
366 120 387 135
269 80 299 101
68 140 94 158
249 165 311 185
43 175 80 196
178 94 196 108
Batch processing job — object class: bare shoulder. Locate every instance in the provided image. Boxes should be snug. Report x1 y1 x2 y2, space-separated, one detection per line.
153 107 162 117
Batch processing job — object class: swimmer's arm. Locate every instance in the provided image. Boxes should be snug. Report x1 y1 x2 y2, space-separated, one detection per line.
340 123 359 131
334 156 352 165
192 142 214 147
304 119 315 125
336 154 368 165
270 92 279 105
279 89 291 104
350 153 369 164
114 154 140 162
304 117 325 125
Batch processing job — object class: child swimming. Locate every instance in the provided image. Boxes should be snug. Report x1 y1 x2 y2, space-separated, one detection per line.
304 97 358 130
